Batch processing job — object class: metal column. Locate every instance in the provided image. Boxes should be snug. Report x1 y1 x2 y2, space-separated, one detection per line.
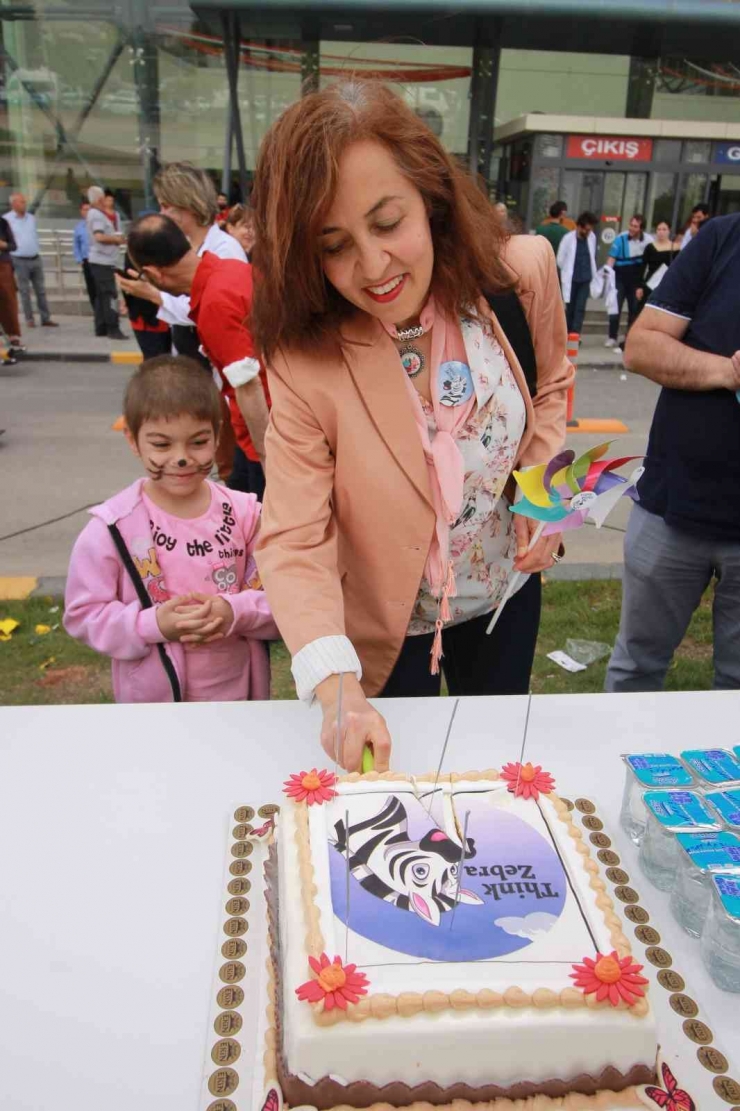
626 56 657 118
467 42 501 189
301 39 320 95
131 26 161 211
222 11 248 202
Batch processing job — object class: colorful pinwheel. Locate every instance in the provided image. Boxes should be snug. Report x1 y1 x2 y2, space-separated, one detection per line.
487 442 642 635
510 441 643 535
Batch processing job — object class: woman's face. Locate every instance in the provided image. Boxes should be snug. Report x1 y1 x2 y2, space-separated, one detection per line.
655 222 670 242
319 140 434 328
228 220 256 254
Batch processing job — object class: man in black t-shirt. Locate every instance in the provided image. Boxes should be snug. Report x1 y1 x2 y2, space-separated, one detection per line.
606 213 740 692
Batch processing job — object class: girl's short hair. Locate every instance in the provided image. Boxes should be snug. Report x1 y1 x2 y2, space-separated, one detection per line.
124 355 222 439
251 79 513 362
153 162 218 227
225 203 254 229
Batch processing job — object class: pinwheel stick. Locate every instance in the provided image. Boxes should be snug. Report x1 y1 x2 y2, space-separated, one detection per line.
485 520 546 636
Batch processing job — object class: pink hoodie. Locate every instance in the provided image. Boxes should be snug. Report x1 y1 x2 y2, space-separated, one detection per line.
64 478 278 703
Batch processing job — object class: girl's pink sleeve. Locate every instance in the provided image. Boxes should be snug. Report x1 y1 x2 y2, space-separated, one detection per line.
64 517 163 658
225 492 280 640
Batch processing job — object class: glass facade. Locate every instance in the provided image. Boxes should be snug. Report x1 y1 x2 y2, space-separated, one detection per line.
1 0 739 229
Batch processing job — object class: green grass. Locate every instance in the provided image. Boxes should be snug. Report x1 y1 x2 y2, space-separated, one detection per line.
0 581 715 707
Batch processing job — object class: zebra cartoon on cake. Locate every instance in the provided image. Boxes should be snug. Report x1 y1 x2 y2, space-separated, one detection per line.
330 794 483 926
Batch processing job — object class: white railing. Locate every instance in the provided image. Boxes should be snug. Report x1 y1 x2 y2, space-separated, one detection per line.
38 230 88 298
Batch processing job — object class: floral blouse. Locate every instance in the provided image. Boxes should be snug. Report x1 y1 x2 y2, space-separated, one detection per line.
408 315 527 635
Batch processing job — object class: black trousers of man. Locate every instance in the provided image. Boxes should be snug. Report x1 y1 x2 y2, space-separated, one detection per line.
89 263 119 337
608 266 642 341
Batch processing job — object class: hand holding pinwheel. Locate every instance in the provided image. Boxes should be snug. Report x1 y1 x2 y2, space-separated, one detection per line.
486 442 643 635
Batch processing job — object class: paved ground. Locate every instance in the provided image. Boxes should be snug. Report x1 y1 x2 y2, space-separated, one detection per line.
12 312 140 360
0 328 659 586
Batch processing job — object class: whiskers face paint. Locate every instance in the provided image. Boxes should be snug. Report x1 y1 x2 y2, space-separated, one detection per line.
195 459 214 475
146 460 165 481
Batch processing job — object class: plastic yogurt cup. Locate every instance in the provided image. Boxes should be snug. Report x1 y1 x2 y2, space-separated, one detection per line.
670 831 740 938
701 872 740 992
620 753 694 845
639 790 721 892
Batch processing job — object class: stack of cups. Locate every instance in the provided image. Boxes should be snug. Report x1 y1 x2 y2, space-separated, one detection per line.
670 830 740 937
639 791 721 891
620 754 694 845
701 873 740 992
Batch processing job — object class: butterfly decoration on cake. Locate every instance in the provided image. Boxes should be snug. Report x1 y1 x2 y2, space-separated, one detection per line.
637 1059 695 1111
510 441 644 535
258 1086 283 1111
331 794 483 926
246 816 275 841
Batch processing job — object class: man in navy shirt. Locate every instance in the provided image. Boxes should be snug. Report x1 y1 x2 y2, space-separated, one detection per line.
606 214 740 692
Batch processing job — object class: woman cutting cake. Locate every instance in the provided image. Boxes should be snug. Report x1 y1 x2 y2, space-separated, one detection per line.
253 80 573 772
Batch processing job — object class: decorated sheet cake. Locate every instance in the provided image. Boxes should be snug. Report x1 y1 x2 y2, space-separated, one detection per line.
260 766 658 1109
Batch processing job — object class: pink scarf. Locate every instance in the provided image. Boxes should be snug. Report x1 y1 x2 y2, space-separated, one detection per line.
396 298 475 671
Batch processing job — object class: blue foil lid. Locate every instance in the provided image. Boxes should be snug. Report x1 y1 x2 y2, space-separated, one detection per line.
676 831 740 871
705 789 740 830
624 753 693 787
680 748 740 786
643 790 721 831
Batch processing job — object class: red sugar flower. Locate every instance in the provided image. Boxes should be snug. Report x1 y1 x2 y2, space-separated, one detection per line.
296 953 370 1011
501 761 556 800
571 951 649 1007
283 768 337 805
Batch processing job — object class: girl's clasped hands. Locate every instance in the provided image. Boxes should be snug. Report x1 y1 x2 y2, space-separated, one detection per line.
155 592 234 646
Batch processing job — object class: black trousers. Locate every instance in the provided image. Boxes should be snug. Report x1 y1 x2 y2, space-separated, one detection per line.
227 444 266 500
565 280 590 335
89 263 119 336
379 573 541 698
608 267 642 341
81 260 96 311
133 328 172 360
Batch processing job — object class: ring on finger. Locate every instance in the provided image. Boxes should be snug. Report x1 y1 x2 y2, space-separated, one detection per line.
551 552 563 564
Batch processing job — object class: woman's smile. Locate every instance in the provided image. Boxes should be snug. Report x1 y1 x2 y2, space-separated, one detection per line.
363 274 408 303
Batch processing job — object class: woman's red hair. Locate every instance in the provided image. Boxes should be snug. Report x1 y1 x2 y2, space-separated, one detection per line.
251 79 513 362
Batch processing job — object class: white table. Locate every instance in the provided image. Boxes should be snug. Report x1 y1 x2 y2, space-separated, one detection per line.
1 691 739 1111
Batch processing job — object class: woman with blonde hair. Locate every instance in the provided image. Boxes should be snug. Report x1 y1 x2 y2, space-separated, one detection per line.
253 81 573 771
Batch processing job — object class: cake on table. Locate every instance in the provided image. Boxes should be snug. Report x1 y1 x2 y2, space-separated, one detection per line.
261 766 658 1109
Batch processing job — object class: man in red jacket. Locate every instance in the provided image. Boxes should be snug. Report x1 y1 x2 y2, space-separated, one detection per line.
122 213 269 498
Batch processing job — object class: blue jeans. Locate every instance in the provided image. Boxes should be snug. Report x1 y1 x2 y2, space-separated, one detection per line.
12 256 50 323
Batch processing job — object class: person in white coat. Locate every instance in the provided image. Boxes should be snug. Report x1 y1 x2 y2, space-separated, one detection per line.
556 211 598 335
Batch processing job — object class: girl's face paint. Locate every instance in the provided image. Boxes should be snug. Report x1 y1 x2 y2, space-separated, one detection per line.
127 414 217 499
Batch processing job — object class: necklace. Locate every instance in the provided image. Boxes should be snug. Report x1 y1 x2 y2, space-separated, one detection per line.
398 344 425 378
395 323 425 341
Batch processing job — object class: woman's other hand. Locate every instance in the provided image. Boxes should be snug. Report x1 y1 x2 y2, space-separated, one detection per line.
316 673 392 773
512 514 563 573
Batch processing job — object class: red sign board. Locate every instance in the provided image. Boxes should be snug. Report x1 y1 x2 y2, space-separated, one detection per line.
566 135 653 162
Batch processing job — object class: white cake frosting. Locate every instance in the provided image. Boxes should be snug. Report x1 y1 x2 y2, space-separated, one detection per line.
275 774 657 1100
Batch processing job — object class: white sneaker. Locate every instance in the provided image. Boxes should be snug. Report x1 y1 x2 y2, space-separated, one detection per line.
614 345 623 354
604 337 617 348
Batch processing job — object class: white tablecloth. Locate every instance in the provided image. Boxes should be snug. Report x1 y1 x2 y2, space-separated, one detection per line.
1 691 738 1110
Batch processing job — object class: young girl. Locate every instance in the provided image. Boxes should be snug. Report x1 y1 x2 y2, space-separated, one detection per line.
64 354 278 702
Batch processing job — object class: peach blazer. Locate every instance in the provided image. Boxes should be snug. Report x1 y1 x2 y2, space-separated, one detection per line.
256 234 574 695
